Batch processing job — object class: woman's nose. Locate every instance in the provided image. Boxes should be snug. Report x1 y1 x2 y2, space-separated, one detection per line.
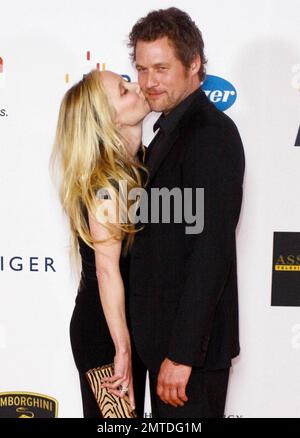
131 82 141 94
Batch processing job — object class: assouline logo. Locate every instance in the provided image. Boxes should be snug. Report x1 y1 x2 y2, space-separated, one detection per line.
96 181 204 235
202 75 237 111
0 256 56 272
292 64 300 146
271 232 300 306
0 392 58 418
274 255 300 271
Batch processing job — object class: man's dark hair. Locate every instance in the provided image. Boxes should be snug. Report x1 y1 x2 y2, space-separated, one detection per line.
128 7 207 82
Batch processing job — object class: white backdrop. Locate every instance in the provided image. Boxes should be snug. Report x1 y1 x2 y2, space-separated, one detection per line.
0 0 300 418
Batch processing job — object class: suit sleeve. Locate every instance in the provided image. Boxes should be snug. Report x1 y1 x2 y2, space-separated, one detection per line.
167 117 245 367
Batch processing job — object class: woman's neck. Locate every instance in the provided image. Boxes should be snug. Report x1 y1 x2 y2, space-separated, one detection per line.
119 124 142 159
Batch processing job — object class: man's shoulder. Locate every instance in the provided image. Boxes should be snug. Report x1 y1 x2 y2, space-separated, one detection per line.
180 96 241 145
186 93 237 126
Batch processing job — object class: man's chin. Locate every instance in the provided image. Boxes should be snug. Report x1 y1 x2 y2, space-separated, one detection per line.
149 101 166 113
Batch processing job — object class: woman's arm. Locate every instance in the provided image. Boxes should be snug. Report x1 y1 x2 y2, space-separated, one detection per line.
88 199 135 409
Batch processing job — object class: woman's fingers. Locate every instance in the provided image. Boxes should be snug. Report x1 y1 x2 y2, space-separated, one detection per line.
128 381 136 411
100 373 122 384
100 354 135 411
101 377 126 390
107 388 124 398
103 379 132 400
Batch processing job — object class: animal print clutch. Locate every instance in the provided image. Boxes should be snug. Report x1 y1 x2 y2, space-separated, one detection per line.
85 363 137 418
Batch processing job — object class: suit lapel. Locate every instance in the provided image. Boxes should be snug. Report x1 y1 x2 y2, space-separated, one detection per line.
145 127 180 186
144 89 210 187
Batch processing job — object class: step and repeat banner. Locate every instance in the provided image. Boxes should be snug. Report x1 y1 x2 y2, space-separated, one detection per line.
0 0 299 418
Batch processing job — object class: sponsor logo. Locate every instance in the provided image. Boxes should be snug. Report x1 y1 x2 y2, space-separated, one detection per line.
271 232 300 306
65 50 131 84
0 256 56 272
0 56 5 89
0 392 58 418
275 255 300 271
202 75 237 111
0 56 8 116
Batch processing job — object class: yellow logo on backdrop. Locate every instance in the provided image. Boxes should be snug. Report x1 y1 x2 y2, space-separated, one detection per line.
275 255 300 271
0 392 58 418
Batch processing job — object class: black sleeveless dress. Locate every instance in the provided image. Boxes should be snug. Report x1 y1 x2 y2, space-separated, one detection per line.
70 234 130 373
69 208 146 417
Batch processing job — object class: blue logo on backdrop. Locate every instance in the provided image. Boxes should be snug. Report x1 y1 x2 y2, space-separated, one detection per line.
202 75 237 111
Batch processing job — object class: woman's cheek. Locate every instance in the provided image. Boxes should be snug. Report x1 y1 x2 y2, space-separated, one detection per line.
133 93 141 105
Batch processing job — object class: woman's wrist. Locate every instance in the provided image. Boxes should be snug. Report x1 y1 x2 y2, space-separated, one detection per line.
115 338 131 355
115 347 131 357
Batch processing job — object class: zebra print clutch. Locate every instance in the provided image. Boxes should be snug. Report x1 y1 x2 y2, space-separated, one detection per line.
85 363 137 418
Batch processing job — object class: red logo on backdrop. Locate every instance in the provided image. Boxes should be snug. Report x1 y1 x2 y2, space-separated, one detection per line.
0 56 5 89
0 56 7 115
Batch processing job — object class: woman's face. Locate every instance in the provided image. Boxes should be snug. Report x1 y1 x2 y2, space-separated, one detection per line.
100 71 150 127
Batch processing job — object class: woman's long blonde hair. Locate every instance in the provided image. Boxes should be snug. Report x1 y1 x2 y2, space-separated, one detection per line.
50 69 147 270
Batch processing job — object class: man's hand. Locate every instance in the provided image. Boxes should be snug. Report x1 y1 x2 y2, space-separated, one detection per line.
156 358 192 407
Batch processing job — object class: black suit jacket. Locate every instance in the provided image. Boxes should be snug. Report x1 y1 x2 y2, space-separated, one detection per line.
129 89 245 372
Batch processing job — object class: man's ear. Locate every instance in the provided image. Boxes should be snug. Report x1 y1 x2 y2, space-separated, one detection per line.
190 55 201 77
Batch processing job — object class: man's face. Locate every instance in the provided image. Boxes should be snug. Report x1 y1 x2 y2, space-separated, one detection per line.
135 36 200 113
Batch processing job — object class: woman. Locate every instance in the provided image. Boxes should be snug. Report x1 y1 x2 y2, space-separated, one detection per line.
50 69 150 417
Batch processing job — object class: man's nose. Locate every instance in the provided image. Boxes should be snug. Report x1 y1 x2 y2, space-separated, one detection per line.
145 71 158 89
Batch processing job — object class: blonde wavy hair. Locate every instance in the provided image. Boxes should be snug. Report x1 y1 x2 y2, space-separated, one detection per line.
50 69 147 270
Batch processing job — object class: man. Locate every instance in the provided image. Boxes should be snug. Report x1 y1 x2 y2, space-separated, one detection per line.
128 7 245 417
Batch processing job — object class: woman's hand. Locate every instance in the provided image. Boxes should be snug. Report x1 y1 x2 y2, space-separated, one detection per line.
100 349 135 411
88 207 135 412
